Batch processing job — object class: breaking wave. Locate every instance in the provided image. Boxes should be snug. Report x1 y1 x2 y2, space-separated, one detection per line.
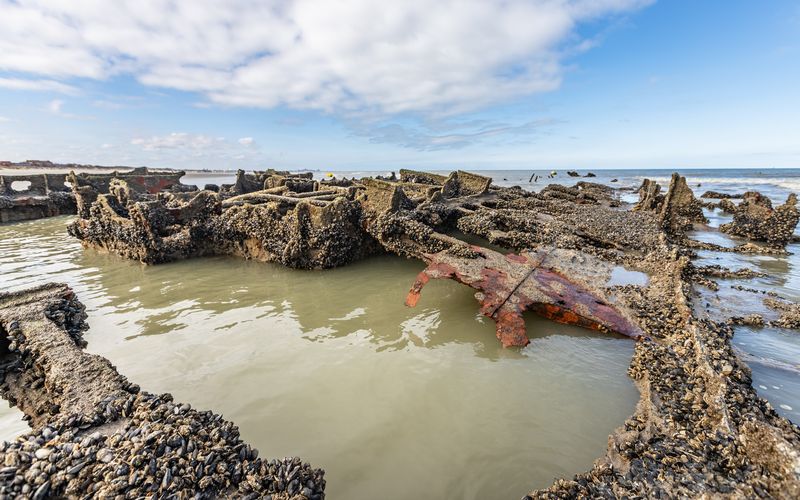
634 176 800 195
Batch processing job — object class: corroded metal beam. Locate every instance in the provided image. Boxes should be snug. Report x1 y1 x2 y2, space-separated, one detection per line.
406 246 644 347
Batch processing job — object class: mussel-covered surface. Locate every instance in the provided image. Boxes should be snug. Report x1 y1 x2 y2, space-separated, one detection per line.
0 216 638 499
0 282 326 499
1 166 800 498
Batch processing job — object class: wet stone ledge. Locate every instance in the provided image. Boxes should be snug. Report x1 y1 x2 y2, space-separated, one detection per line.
0 284 325 499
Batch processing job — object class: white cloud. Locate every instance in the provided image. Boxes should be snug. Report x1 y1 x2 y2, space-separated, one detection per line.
0 116 9 122
130 132 259 160
0 0 650 116
131 133 225 152
47 99 63 114
0 77 78 94
363 119 559 150
238 137 254 146
92 99 124 110
45 98 95 120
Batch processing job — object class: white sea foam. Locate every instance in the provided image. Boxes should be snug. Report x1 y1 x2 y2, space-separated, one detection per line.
633 176 800 194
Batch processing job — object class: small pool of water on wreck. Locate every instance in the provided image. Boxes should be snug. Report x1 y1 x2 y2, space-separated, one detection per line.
0 216 640 499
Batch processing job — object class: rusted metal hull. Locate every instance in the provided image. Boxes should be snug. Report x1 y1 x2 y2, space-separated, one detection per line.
406 246 644 347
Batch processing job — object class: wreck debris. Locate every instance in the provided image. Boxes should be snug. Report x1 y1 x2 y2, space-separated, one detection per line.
633 174 708 233
225 168 316 195
692 264 767 280
68 180 377 268
702 190 743 199
717 198 738 214
68 167 186 196
68 169 500 269
659 172 708 230
398 168 448 185
0 283 326 499
529 257 800 498
0 174 76 222
16 166 800 498
67 167 192 217
728 313 766 328
633 178 662 212
720 192 799 248
0 167 193 223
439 170 492 198
456 196 661 256
405 246 644 347
763 297 800 329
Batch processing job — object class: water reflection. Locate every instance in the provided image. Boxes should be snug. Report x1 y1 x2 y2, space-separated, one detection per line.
607 266 649 287
1 216 641 499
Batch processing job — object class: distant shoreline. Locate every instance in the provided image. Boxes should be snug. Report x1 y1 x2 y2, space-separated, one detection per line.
0 162 796 175
0 162 231 175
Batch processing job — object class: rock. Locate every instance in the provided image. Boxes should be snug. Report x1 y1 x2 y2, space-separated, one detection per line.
720 193 799 248
718 199 737 214
633 178 662 212
634 174 706 233
658 173 707 231
96 448 114 463
701 190 742 199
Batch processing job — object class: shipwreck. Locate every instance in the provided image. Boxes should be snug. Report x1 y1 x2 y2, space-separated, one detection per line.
0 167 188 224
0 167 799 498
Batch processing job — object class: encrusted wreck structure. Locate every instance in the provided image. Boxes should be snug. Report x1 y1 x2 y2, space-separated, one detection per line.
0 174 75 223
0 168 188 223
68 168 374 268
67 168 642 347
3 167 800 497
719 191 799 248
633 173 707 232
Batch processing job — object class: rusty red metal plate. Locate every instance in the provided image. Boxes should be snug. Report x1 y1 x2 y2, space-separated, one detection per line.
405 246 644 347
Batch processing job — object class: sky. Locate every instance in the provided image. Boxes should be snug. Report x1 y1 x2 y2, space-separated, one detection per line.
0 0 798 171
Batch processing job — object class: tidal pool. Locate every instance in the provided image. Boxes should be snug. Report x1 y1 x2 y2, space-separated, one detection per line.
0 216 639 499
689 208 800 422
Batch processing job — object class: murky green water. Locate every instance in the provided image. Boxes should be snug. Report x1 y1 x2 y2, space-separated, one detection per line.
0 216 640 499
